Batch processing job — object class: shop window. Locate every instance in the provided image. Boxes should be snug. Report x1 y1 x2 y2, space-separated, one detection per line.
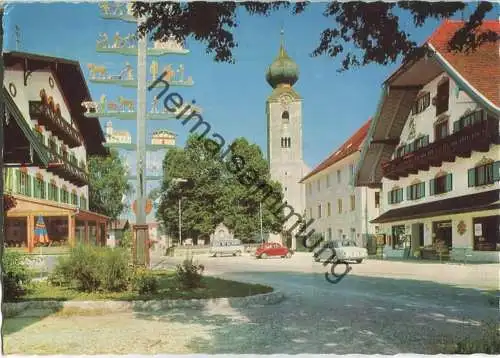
468 161 499 187
430 173 452 195
411 92 431 115
406 182 425 200
473 216 500 251
388 188 403 204
435 78 449 116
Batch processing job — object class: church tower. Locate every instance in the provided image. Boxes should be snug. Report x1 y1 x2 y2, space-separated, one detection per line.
265 30 308 249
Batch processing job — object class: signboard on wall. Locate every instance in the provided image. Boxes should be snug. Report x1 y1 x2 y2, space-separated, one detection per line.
474 223 482 236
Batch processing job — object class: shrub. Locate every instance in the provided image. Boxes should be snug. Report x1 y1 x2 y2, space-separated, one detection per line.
98 248 130 292
54 245 101 292
453 321 500 354
131 268 159 295
120 230 133 249
52 245 131 292
175 258 205 289
2 251 32 301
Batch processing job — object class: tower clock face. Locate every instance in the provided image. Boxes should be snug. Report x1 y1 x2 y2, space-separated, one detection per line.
279 94 293 108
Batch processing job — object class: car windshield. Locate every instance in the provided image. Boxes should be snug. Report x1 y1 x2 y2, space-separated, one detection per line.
341 240 357 247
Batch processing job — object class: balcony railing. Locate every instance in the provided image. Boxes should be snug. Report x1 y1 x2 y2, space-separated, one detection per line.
29 101 83 148
382 118 499 180
44 144 89 187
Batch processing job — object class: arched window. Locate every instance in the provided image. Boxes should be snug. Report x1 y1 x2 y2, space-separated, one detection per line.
282 111 290 123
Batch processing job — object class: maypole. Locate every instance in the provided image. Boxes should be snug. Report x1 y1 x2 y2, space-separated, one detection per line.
84 2 200 265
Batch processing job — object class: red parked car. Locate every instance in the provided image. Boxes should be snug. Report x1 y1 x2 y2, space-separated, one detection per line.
255 242 293 259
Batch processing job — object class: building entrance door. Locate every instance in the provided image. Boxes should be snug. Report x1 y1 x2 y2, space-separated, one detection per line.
433 220 452 251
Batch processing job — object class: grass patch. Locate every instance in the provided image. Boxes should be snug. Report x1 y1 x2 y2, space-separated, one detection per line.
19 270 273 302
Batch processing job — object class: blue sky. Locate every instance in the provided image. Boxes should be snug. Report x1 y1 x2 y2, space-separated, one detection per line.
3 2 488 171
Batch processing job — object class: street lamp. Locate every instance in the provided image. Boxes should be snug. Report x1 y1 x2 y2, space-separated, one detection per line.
156 178 188 246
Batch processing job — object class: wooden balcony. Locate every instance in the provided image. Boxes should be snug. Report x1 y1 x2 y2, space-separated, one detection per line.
29 101 83 148
44 145 89 187
382 118 499 180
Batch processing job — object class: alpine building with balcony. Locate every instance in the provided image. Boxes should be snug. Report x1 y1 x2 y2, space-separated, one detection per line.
355 20 499 263
3 51 110 252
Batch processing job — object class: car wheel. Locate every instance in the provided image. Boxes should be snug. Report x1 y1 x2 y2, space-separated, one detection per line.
285 252 292 258
261 253 268 259
356 259 363 263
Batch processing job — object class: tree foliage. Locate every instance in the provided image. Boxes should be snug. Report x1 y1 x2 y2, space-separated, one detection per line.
88 150 132 220
132 1 498 71
157 135 285 243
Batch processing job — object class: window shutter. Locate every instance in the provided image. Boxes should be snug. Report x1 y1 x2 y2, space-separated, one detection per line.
420 182 425 198
468 168 476 187
28 176 33 196
16 171 21 194
453 121 460 133
493 161 500 182
445 174 453 192
429 179 435 195
387 191 392 204
406 186 411 200
398 188 403 202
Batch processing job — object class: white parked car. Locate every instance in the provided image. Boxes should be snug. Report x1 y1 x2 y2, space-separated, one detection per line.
209 239 245 257
313 239 368 263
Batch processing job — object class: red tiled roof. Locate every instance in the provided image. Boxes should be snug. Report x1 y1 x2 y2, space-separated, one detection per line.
300 118 372 183
427 20 500 108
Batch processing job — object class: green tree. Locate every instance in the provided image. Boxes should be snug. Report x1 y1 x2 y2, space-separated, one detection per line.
132 2 497 71
221 137 284 241
157 135 285 243
88 150 132 220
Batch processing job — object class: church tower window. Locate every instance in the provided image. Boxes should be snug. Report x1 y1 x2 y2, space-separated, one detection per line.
281 137 291 148
282 111 290 123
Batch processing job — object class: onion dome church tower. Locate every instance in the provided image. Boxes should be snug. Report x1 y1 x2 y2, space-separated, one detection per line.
265 30 308 249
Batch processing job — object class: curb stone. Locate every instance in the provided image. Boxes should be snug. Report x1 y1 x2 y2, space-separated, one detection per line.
4 290 285 317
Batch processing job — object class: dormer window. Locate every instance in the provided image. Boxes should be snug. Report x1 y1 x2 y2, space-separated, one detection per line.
411 92 430 115
435 78 450 116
